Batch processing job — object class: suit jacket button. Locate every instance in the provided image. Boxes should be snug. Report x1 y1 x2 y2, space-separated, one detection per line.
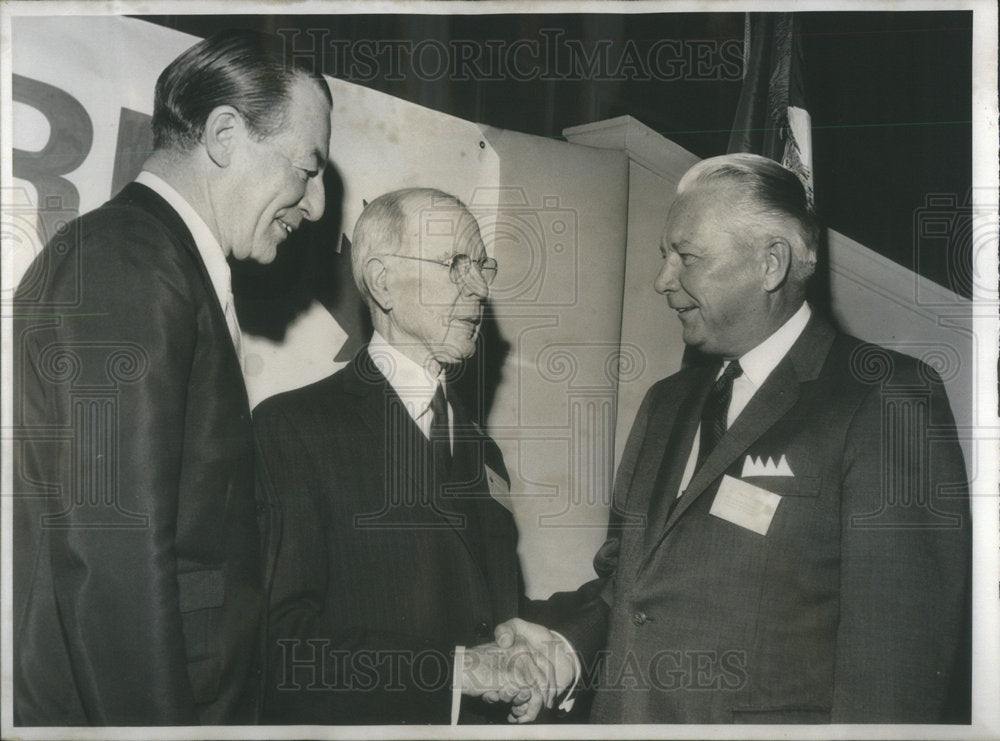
475 621 491 639
632 611 647 626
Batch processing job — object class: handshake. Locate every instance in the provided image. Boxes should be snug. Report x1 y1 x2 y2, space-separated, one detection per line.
461 618 578 723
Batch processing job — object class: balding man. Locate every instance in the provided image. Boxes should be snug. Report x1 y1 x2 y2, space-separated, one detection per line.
489 153 971 724
255 188 549 724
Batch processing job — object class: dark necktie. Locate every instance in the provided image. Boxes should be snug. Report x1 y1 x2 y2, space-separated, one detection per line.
429 384 451 479
697 360 743 469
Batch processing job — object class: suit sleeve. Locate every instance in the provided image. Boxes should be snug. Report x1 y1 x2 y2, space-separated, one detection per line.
17 221 200 723
544 384 660 688
833 364 971 722
255 402 458 724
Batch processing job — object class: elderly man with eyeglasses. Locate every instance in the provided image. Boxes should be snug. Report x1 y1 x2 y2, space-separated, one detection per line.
254 188 551 725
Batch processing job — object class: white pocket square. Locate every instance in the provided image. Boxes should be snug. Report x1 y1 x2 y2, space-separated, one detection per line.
741 454 794 477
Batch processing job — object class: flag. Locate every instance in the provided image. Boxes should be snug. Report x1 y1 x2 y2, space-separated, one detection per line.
728 13 814 207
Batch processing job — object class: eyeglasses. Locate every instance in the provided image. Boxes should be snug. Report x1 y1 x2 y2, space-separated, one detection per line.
378 253 498 286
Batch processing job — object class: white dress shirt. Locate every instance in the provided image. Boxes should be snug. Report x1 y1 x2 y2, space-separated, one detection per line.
134 171 244 364
549 304 815 717
368 331 451 449
677 302 812 494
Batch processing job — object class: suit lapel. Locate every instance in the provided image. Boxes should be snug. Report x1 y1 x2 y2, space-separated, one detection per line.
342 349 389 438
118 182 221 314
448 400 519 619
347 352 491 573
118 183 248 409
344 349 439 525
641 364 718 550
445 394 494 574
640 314 837 561
662 361 801 531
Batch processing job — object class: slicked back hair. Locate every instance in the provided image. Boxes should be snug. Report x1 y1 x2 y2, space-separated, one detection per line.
152 28 332 152
677 153 820 283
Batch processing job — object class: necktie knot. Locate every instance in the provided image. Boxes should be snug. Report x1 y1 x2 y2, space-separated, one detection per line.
717 359 743 388
429 384 448 426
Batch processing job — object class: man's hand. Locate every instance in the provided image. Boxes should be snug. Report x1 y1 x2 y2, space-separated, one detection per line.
461 638 556 723
495 618 578 723
461 619 578 723
495 617 577 689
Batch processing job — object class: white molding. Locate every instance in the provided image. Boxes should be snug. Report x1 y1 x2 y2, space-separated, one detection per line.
565 114 972 322
827 228 971 322
564 115 700 181
565 115 975 477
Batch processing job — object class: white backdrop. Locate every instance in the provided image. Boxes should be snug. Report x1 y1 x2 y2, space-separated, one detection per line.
7 15 634 598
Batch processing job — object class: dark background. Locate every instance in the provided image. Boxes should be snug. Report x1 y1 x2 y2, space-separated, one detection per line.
141 11 973 298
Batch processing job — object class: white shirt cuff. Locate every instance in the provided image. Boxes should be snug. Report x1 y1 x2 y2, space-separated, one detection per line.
450 645 464 725
549 630 581 713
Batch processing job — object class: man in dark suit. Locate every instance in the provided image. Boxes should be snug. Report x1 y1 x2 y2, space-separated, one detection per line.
13 30 331 725
487 153 971 724
255 188 553 724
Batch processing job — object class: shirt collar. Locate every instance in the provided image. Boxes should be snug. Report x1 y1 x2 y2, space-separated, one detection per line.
369 331 443 418
135 170 232 307
730 302 812 389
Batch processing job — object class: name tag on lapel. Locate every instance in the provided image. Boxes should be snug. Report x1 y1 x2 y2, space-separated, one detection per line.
710 475 782 536
485 465 513 513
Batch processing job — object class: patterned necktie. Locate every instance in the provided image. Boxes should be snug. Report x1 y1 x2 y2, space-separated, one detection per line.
429 384 451 478
697 360 743 469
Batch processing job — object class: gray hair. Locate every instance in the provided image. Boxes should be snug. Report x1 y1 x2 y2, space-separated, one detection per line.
677 153 820 282
350 187 469 304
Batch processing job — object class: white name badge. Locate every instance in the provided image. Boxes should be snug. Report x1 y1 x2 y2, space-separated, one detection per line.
485 465 513 512
710 475 782 536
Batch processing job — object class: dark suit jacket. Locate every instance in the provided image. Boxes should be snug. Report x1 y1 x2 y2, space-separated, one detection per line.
13 183 265 725
254 350 528 724
557 315 971 724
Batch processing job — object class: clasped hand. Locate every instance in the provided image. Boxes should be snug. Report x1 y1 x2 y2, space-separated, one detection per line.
461 618 575 723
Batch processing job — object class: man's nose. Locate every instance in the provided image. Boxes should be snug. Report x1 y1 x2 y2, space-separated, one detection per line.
462 266 490 300
654 252 679 294
300 174 326 222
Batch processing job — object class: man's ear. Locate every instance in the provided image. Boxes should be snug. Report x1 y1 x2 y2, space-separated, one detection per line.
364 258 394 312
203 106 242 168
762 237 792 292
